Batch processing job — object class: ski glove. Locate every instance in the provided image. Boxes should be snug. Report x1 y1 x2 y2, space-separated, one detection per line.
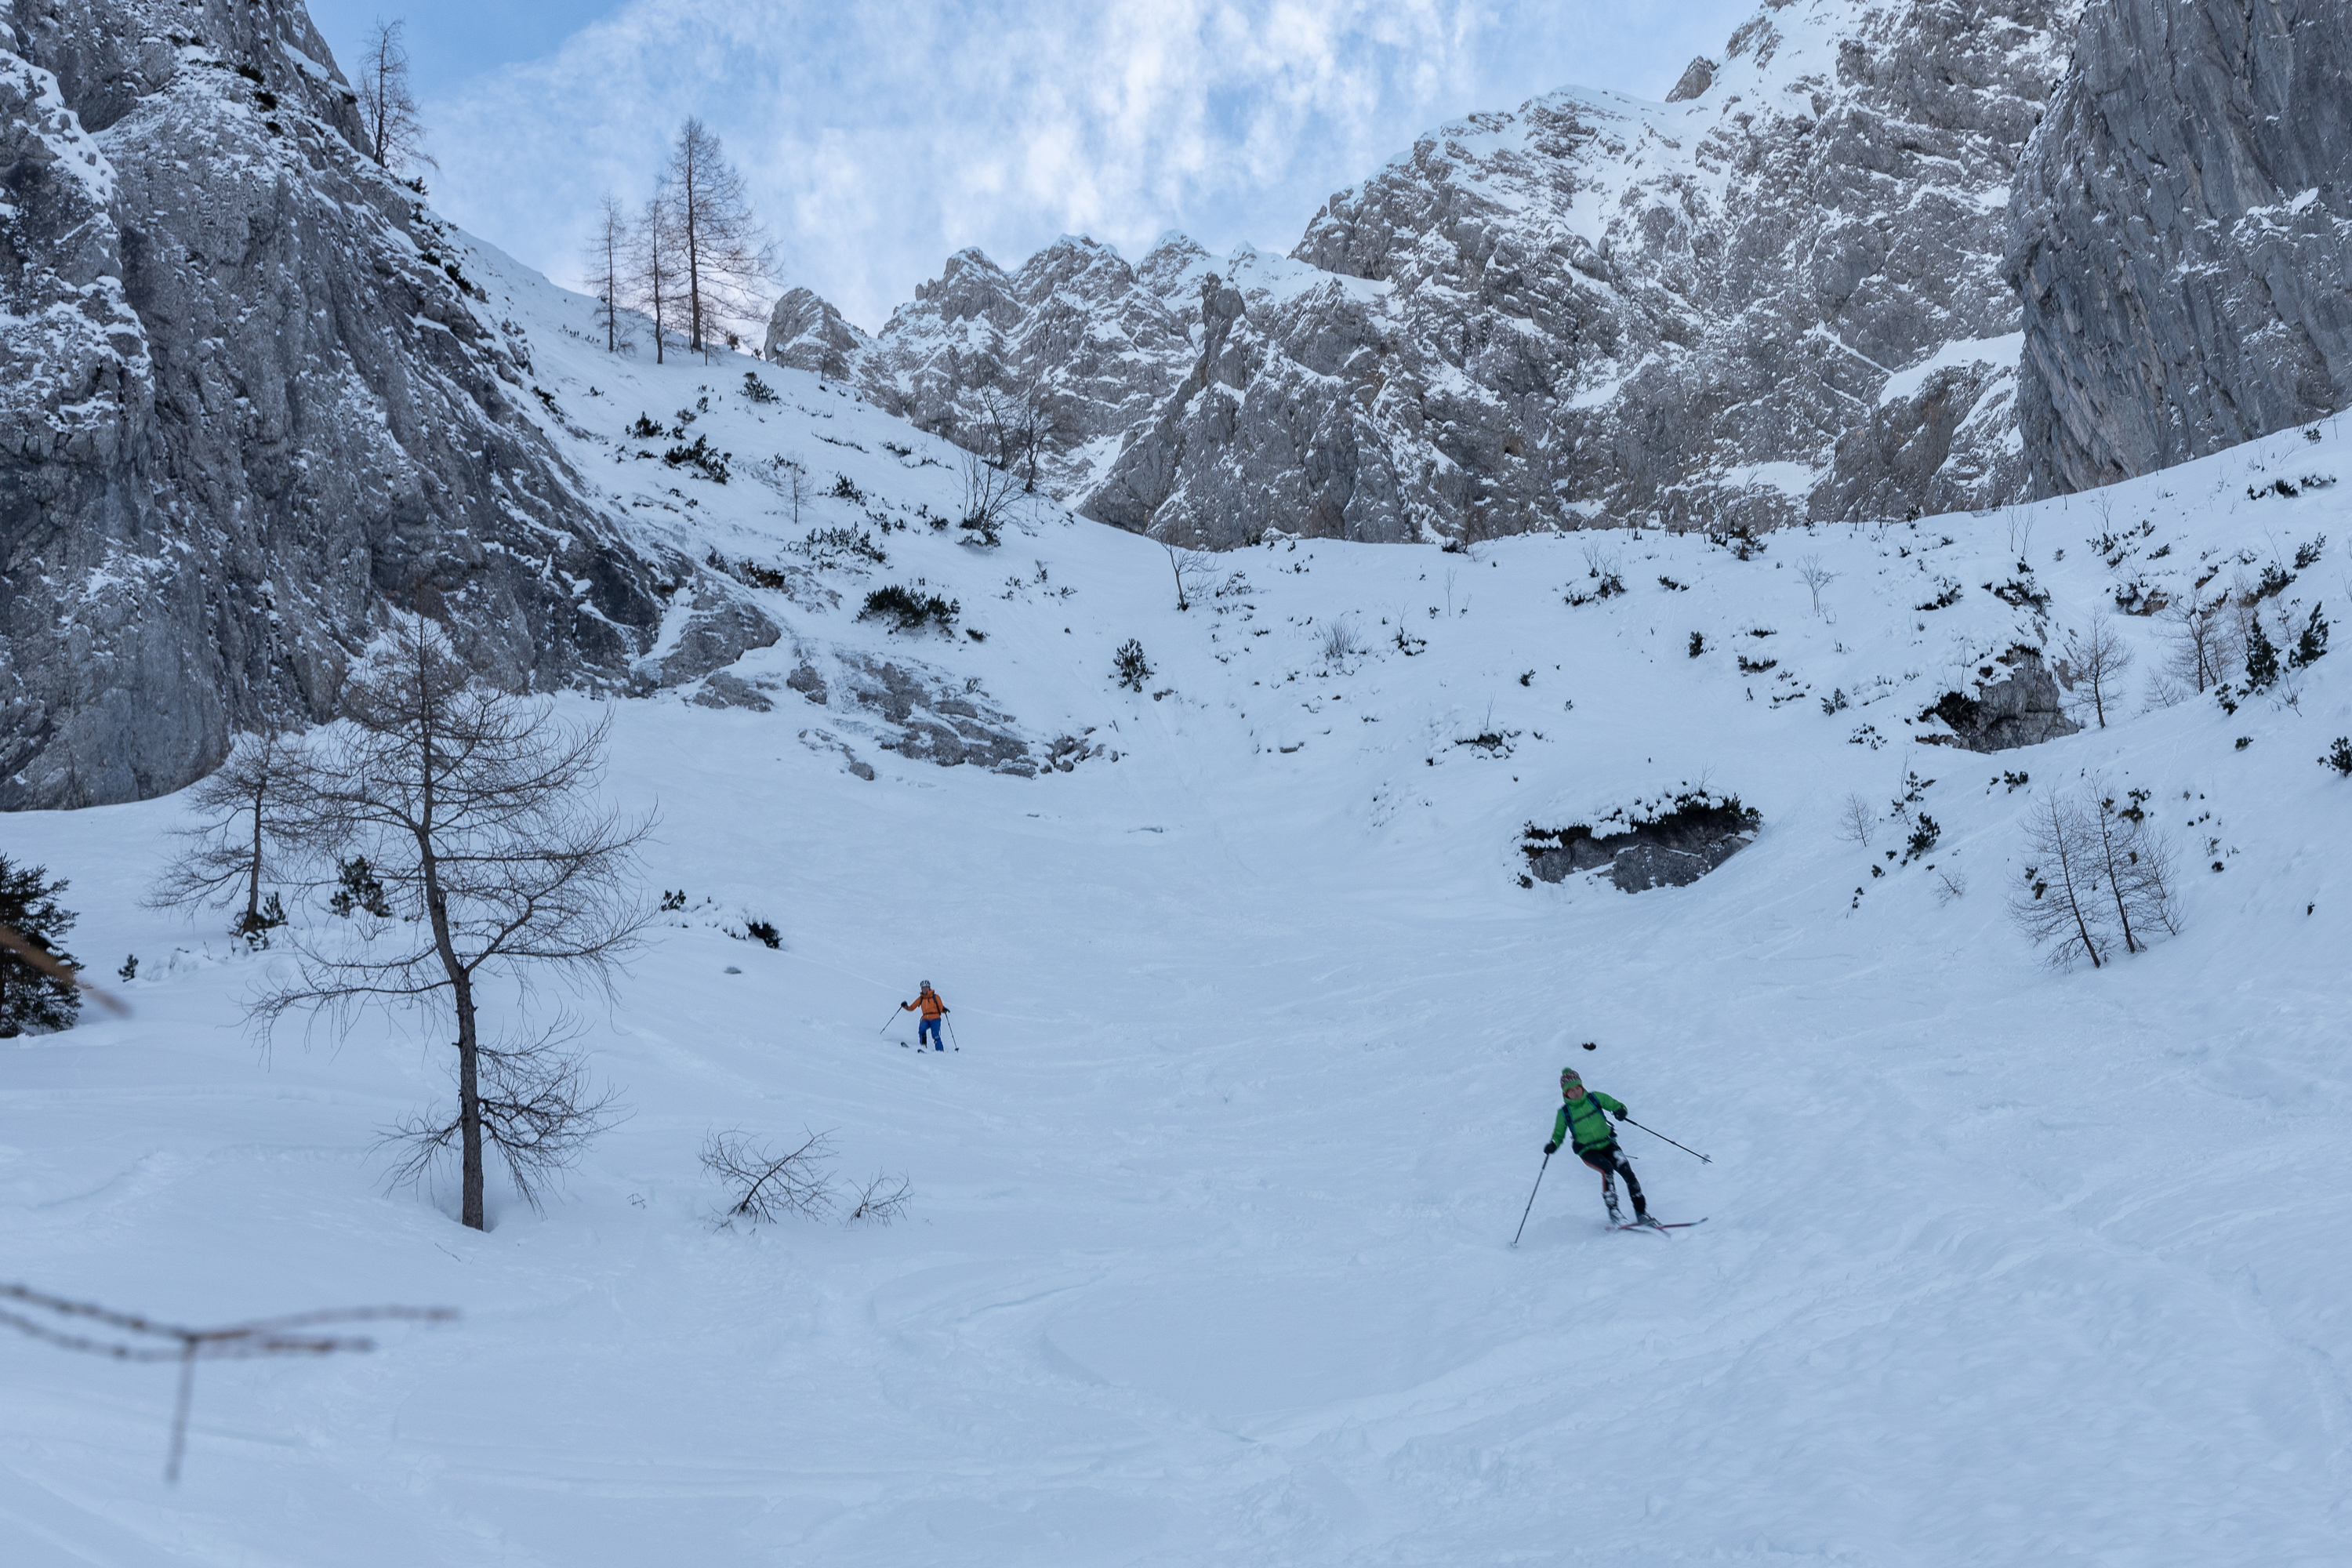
1611 1109 1628 1122
1543 1141 1559 1155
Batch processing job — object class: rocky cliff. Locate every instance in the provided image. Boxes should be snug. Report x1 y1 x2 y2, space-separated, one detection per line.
2009 0 2352 495
782 1 2085 547
0 0 760 809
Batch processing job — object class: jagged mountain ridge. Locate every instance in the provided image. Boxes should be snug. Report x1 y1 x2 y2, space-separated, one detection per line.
0 0 770 811
774 0 2085 546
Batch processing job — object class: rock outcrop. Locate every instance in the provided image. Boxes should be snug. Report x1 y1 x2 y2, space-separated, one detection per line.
0 0 761 808
2009 0 2352 495
1521 792 1762 892
1918 648 2079 751
779 1 2085 548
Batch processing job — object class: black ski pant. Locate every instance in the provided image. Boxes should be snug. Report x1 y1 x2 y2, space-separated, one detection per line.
1577 1144 1645 1217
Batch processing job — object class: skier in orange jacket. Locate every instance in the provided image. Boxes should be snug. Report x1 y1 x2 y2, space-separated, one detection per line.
902 982 949 1050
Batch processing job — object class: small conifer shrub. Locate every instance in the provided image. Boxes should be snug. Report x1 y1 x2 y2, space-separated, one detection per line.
1113 639 1152 691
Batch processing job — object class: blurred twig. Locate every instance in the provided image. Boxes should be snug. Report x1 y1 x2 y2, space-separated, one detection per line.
0 1283 456 1480
0 920 129 1016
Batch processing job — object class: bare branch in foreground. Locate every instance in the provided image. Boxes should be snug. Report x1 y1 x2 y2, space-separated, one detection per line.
0 1283 454 1482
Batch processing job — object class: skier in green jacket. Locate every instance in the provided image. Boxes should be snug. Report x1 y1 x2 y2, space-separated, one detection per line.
1544 1068 1652 1226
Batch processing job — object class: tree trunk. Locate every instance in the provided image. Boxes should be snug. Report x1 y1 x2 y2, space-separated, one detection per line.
2099 815 2140 955
2060 858 2101 967
245 784 265 931
452 967 485 1230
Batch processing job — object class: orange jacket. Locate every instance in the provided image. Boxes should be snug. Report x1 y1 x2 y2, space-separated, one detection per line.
905 989 946 1019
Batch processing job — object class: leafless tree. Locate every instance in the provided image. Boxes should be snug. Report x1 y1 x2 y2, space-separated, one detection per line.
1163 543 1216 611
701 1127 836 1226
249 616 653 1230
352 20 435 176
1795 554 1839 617
2163 591 2236 693
775 456 811 528
629 185 681 365
2059 613 2135 728
2009 789 2110 969
960 446 1019 546
2006 503 2038 561
1837 792 1876 847
845 1172 913 1226
662 117 778 358
1 1281 452 1483
971 385 1051 494
149 728 321 943
582 194 633 355
2089 786 2181 949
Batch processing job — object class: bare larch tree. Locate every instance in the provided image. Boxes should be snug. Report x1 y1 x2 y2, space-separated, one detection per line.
1795 555 1838 617
2009 782 2183 967
2060 613 2135 728
2164 591 2235 694
150 728 320 942
630 184 680 365
250 617 653 1229
2090 786 2181 949
353 20 434 175
583 194 632 355
2009 789 2109 968
663 117 777 357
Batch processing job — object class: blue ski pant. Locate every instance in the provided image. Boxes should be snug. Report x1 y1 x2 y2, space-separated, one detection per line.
919 1017 942 1050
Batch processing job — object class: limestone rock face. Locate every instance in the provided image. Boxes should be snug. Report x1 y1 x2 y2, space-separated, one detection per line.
760 286 872 383
781 1 2083 549
0 0 752 808
2009 0 2352 495
1918 650 2080 751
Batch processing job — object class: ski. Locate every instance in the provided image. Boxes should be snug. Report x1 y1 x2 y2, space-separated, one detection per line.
1612 1218 1707 1233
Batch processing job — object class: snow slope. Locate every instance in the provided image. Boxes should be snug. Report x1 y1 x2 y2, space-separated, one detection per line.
4 243 2350 1565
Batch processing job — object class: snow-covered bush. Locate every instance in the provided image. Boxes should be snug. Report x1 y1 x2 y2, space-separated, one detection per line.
662 433 730 484
1113 639 1152 691
858 585 959 633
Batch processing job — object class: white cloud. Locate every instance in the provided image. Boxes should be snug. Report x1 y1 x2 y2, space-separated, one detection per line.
422 0 1752 330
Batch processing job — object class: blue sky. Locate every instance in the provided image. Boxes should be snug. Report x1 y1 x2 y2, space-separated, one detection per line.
305 0 1757 331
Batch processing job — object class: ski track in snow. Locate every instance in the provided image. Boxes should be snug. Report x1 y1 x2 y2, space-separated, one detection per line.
3 238 2350 1565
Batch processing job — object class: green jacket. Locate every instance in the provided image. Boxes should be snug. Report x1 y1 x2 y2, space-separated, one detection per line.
1552 1091 1626 1153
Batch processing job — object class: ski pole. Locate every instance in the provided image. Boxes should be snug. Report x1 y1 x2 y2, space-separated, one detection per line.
947 1019 960 1052
1508 1149 1552 1248
1621 1117 1711 1163
877 1005 901 1036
